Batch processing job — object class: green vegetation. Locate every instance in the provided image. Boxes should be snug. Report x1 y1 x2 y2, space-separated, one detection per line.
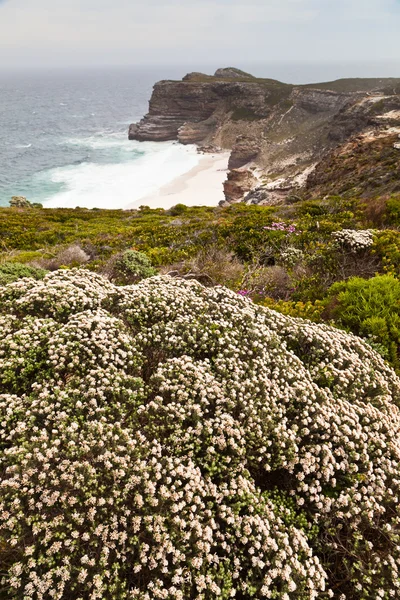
324 275 400 370
104 249 157 284
1 192 400 370
302 77 400 93
231 107 260 121
0 261 46 285
307 134 400 199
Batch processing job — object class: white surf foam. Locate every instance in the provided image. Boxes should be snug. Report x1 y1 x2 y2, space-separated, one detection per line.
41 141 201 209
65 135 137 151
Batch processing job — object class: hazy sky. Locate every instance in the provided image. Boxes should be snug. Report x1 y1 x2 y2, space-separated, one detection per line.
1 0 400 71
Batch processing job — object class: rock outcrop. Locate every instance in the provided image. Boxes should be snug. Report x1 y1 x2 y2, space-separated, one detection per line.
9 196 31 208
228 136 260 169
222 168 259 205
214 67 255 80
129 69 400 204
129 76 275 144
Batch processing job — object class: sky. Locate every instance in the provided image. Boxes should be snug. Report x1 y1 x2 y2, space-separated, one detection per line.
0 0 400 73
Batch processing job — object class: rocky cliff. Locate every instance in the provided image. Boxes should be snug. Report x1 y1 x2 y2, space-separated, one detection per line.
129 68 400 204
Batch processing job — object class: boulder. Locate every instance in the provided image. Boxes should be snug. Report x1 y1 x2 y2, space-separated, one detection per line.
222 168 259 204
9 196 31 208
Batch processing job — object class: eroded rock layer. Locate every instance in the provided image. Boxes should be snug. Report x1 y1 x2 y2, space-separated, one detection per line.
129 68 400 204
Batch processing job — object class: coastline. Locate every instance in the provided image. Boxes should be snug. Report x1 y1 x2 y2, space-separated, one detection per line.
125 152 230 209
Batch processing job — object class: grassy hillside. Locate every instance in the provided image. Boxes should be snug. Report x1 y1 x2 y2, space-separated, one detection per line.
172 71 400 93
303 77 400 93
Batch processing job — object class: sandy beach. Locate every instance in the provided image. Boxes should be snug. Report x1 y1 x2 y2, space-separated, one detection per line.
126 152 230 209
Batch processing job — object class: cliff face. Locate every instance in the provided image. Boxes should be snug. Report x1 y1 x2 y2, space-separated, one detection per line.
129 80 221 142
129 68 400 204
129 74 279 144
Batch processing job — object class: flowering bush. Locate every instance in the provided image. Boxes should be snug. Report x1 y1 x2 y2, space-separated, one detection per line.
332 229 374 253
279 247 304 269
263 222 297 233
1 270 400 600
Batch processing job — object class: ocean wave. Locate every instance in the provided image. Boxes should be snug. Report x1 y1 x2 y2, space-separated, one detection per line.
65 134 136 151
41 142 200 209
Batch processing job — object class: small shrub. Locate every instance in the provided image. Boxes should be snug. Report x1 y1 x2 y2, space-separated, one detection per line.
163 247 244 289
168 203 188 216
373 230 400 275
104 249 157 284
297 200 327 217
243 265 292 300
362 196 388 226
324 274 400 370
259 297 325 322
332 228 374 252
0 262 46 286
37 245 91 271
279 246 304 269
56 245 91 266
385 195 400 225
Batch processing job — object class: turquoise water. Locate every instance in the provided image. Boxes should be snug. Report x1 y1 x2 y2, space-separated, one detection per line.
0 66 198 208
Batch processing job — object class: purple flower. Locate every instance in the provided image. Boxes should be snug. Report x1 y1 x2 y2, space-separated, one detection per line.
263 222 297 233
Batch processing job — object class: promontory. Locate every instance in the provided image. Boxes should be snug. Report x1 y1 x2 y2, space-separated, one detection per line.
129 67 400 204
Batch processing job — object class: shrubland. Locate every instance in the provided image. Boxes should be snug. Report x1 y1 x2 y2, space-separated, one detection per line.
1 270 400 599
1 192 400 598
1 195 399 368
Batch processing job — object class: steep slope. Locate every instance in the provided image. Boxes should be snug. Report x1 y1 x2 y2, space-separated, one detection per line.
306 131 400 199
129 68 400 204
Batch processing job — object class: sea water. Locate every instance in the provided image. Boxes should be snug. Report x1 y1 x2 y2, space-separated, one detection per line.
0 66 200 209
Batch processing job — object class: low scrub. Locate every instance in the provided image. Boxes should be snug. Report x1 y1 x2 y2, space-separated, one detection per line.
0 261 46 286
103 250 157 284
324 274 400 370
163 247 244 288
36 245 91 271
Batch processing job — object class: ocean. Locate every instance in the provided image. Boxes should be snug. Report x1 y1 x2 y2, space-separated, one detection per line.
0 66 201 209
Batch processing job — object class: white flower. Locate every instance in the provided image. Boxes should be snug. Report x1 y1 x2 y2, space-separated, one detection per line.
0 270 399 599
